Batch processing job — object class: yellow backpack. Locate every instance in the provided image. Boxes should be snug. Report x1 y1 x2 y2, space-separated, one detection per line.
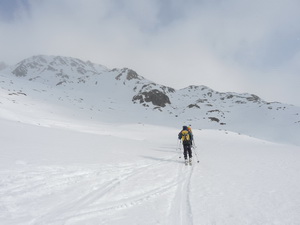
181 130 190 142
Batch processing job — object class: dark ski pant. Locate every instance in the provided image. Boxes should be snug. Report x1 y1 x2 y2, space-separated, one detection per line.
183 144 192 160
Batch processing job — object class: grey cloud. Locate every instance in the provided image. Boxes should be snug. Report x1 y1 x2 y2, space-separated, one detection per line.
0 0 300 106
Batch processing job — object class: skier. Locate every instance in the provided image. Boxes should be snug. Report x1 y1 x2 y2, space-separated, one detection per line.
188 125 192 133
178 125 193 165
187 125 195 148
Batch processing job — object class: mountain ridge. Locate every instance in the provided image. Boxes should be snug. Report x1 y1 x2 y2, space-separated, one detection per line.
1 55 299 145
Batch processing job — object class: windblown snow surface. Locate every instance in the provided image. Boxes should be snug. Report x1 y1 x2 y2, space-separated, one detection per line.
1 110 300 225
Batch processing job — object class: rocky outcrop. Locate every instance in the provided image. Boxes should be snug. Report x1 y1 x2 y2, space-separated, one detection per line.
115 68 143 81
132 89 171 107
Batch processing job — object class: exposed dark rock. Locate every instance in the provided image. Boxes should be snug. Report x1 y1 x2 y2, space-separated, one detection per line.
236 100 246 104
197 99 208 103
207 109 221 113
132 89 171 107
56 81 66 86
188 104 200 109
126 69 141 80
8 92 27 96
208 117 220 122
115 69 142 81
153 106 163 111
162 86 175 93
115 71 124 80
29 76 40 81
246 94 261 103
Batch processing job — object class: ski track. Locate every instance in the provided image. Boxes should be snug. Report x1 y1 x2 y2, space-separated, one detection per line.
0 151 194 225
167 158 194 225
61 154 188 225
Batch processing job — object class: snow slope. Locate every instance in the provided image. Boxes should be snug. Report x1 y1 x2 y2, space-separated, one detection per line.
1 55 300 224
1 114 300 225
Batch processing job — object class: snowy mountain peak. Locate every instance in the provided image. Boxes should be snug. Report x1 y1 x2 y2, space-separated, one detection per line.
10 55 106 76
8 55 109 86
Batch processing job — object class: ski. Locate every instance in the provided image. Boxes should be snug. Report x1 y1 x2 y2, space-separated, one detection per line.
184 159 192 166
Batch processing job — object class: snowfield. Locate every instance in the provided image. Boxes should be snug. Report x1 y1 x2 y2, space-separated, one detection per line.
1 117 300 225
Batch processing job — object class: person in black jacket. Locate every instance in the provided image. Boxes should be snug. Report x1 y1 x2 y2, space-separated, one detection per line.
178 126 193 163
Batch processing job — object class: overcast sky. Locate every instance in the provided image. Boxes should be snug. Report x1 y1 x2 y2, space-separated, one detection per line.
1 0 300 106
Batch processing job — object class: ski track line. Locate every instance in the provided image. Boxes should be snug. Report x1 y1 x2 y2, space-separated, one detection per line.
186 165 194 224
62 174 185 225
168 160 194 225
32 153 180 225
31 167 146 225
0 168 100 202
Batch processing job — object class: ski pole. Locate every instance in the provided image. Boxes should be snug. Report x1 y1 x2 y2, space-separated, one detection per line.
192 139 197 149
178 139 182 159
177 139 180 150
192 144 200 163
194 149 200 163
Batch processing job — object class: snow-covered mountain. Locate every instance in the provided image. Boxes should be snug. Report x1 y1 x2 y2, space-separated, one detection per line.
1 55 300 225
1 55 299 145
